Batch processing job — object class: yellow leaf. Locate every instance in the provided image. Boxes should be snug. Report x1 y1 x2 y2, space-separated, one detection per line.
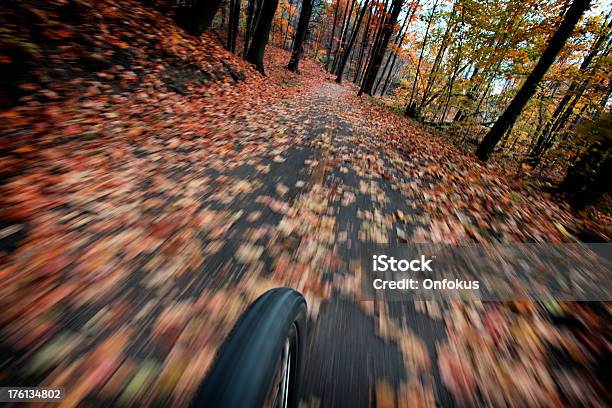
555 223 574 239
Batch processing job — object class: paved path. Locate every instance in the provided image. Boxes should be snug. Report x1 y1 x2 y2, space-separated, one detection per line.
3 82 606 407
196 83 454 406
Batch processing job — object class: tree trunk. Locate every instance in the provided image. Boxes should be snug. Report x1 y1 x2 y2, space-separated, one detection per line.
175 0 225 37
374 2 414 94
283 2 294 49
246 0 280 74
405 0 439 117
336 0 369 83
353 2 373 82
357 0 389 89
527 80 587 167
244 0 257 54
359 0 402 96
227 0 241 53
333 0 357 72
313 22 324 60
358 0 389 94
418 1 457 113
327 0 341 71
440 5 465 122
253 0 264 31
331 0 351 71
336 0 369 75
476 0 591 161
288 0 314 72
380 3 418 96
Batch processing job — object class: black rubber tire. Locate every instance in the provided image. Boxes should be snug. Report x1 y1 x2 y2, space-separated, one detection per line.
193 288 307 408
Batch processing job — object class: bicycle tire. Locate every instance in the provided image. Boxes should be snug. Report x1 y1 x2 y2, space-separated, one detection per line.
193 288 307 408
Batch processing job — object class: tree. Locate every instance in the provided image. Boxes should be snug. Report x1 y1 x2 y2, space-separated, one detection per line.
359 0 404 96
282 1 297 49
353 1 374 82
175 0 225 37
417 0 457 113
227 0 242 53
332 0 357 72
246 0 280 74
244 0 257 54
288 0 315 71
326 0 341 70
336 0 369 82
358 0 389 91
439 3 465 121
526 12 612 166
476 0 591 161
376 1 416 95
404 0 439 117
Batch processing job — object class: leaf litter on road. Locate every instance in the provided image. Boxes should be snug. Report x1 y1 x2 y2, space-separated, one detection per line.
0 1 609 407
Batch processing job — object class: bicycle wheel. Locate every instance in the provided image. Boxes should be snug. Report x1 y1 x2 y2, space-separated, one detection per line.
193 288 307 408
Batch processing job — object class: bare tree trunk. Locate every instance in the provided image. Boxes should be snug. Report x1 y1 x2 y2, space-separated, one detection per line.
227 0 241 52
440 5 465 122
246 0 280 74
327 0 341 70
330 0 351 71
353 2 373 82
288 0 314 72
357 0 388 86
404 0 439 117
244 0 257 54
380 4 418 96
374 2 414 94
336 0 369 83
418 1 457 113
358 0 388 94
359 0 401 96
333 0 357 72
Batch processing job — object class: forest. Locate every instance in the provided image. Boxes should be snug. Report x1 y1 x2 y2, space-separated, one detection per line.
0 0 610 406
172 0 611 216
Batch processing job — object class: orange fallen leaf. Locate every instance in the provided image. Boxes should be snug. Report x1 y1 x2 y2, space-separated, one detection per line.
14 146 35 153
127 126 146 137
